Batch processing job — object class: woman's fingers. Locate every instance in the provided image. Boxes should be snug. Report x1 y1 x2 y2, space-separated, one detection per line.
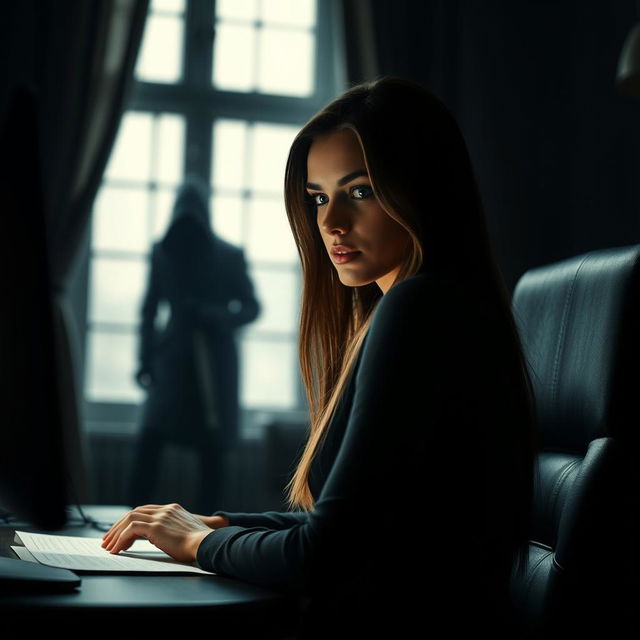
105 512 154 552
107 520 153 554
102 505 161 537
102 509 155 549
100 503 210 563
102 515 135 546
101 514 130 546
102 505 161 542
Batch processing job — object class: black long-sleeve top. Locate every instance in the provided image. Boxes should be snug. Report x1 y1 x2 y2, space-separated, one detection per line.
196 273 530 638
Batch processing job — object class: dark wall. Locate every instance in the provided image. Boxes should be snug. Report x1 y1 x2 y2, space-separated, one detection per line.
366 0 640 290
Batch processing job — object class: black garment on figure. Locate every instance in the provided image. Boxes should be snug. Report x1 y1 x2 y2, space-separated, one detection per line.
130 184 259 510
198 274 530 638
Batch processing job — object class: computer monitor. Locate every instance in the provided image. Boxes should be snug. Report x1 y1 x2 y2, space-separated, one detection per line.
0 85 79 591
0 85 68 532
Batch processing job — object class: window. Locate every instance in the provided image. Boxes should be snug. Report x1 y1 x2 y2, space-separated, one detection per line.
86 112 184 402
83 0 344 434
136 0 186 84
210 118 299 408
213 0 316 96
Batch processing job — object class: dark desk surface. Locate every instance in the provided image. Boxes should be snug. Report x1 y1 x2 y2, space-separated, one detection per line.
0 506 299 635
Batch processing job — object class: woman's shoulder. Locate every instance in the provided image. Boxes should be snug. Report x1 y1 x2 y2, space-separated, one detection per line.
377 272 473 321
372 272 505 350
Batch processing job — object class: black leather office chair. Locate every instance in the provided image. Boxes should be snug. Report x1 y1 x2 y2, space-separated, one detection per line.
509 245 640 639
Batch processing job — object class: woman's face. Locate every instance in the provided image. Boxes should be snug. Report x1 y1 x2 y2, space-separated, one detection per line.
306 129 410 294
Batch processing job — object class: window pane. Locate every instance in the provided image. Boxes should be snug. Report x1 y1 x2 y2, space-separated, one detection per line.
153 187 179 241
216 0 258 21
156 114 184 185
212 120 248 189
249 268 298 334
246 197 297 263
89 258 148 326
105 112 153 182
211 194 244 246
241 339 296 408
93 187 150 253
213 24 256 91
152 0 184 13
261 0 316 27
86 331 141 403
250 123 298 194
136 14 183 83
257 28 314 97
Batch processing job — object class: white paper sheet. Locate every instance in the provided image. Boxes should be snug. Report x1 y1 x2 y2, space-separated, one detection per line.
11 545 38 563
14 531 214 575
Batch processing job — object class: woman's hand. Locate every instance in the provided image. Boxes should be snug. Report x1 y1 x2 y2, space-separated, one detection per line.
101 503 215 563
195 513 230 529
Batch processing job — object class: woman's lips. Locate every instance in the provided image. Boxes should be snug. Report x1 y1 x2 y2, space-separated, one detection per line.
331 244 361 264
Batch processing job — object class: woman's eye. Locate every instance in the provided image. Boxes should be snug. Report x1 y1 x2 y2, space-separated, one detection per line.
307 193 328 206
351 185 373 199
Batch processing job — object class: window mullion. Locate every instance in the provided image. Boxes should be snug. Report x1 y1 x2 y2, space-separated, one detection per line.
185 0 215 89
184 111 213 186
183 2 216 201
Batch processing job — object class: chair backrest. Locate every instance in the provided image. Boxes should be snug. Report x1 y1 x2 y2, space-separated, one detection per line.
509 245 640 638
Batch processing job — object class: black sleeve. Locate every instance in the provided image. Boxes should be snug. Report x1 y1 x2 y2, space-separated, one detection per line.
196 275 465 594
199 249 260 331
227 248 260 329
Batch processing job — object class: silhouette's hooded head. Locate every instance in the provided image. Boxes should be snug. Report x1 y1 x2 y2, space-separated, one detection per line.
170 178 211 230
162 177 216 295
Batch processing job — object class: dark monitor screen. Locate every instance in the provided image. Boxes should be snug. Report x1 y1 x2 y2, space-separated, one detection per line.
0 85 68 531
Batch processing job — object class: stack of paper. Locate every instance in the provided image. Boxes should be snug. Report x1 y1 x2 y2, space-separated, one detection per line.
13 531 214 575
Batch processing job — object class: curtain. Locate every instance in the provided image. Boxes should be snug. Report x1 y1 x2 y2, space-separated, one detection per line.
339 0 460 103
1 0 149 505
337 0 640 290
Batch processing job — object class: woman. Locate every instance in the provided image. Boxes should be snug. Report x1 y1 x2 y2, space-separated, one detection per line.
103 77 536 637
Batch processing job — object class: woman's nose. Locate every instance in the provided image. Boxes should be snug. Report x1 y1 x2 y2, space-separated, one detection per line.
319 199 350 236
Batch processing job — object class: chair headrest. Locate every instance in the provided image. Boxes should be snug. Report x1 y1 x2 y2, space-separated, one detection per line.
512 245 640 453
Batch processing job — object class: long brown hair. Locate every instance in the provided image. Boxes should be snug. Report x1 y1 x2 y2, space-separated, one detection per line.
283 76 536 572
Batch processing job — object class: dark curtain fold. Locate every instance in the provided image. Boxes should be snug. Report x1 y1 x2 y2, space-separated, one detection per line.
1 0 149 505
37 1 150 284
338 0 640 290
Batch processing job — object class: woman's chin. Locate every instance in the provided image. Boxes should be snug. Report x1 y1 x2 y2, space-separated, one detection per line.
337 272 376 289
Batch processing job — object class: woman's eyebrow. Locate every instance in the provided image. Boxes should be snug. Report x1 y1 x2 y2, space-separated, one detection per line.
306 169 368 190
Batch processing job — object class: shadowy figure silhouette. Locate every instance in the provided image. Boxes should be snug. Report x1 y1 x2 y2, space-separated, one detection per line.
128 179 260 513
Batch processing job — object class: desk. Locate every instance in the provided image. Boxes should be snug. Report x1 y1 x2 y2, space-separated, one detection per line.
0 506 300 636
